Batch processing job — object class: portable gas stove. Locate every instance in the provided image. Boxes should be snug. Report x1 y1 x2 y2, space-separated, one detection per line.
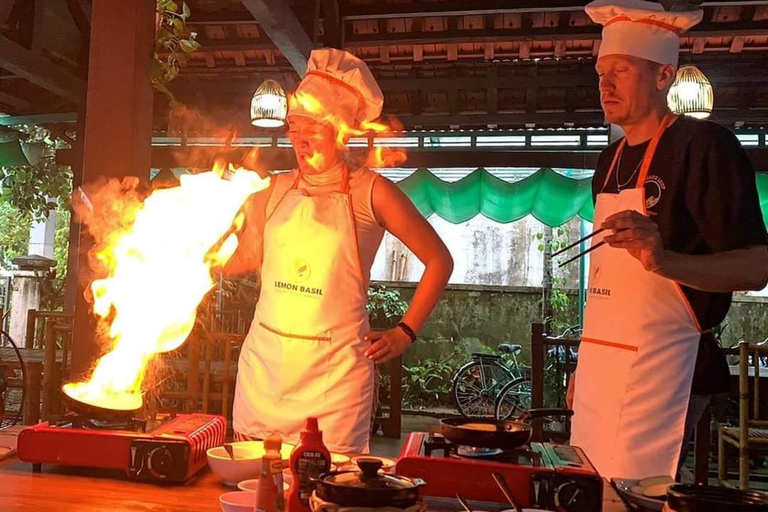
395 432 602 512
17 412 226 483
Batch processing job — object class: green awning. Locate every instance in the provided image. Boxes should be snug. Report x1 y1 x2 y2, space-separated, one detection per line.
399 167 768 229
0 139 30 167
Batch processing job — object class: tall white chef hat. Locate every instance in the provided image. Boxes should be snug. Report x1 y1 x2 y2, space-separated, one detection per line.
586 0 703 67
288 48 384 129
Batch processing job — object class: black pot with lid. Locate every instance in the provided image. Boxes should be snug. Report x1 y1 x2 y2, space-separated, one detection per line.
314 457 426 508
667 485 768 512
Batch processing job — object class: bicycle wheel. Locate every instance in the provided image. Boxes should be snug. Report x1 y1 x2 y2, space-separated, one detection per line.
452 360 514 417
494 378 532 420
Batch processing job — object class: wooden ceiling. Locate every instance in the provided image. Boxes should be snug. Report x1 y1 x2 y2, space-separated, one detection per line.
1 0 767 133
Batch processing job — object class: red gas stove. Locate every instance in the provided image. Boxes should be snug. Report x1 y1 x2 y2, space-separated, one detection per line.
17 412 226 483
396 432 603 512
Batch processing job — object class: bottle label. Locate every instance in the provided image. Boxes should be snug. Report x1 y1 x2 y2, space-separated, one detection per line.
298 451 330 505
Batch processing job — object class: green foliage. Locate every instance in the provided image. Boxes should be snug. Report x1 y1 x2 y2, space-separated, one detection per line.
154 0 200 101
366 284 408 329
0 126 72 218
402 352 461 409
0 201 31 269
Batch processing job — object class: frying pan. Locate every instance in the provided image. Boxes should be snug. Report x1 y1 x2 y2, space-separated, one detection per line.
61 383 142 422
441 408 573 450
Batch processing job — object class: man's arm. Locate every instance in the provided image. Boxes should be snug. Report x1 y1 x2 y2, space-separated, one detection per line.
602 210 768 292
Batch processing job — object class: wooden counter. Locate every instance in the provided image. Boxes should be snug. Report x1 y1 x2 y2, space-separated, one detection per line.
0 455 629 512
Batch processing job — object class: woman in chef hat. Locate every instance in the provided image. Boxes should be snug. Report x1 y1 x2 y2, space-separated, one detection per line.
228 48 453 454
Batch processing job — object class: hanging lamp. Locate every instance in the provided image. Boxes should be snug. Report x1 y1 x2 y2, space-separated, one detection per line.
667 65 714 119
250 79 288 128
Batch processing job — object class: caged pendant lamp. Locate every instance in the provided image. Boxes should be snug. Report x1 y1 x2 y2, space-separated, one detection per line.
667 65 714 119
250 79 288 128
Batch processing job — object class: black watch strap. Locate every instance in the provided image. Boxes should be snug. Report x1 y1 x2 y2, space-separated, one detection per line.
397 322 417 343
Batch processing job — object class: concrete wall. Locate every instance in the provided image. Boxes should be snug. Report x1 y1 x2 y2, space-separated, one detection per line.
371 215 583 288
378 281 579 365
381 281 768 366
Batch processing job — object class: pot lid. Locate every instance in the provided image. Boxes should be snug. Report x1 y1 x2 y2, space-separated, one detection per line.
321 458 417 490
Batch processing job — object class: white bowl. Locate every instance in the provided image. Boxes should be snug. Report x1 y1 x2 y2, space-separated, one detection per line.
219 491 257 512
207 441 295 486
237 477 291 493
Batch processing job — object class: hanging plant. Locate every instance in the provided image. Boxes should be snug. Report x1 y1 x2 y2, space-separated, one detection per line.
153 0 200 102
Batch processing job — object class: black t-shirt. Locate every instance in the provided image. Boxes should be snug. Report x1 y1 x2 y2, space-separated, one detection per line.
592 116 768 395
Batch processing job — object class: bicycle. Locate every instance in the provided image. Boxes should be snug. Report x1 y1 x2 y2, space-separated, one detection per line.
451 343 529 418
495 327 581 421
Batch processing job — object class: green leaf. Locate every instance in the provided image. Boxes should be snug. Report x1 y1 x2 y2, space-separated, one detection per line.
179 39 200 53
166 1 179 12
172 18 185 36
182 2 191 19
535 232 543 240
537 243 545 251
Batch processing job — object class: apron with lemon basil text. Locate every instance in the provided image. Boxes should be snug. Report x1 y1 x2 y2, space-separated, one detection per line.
571 114 702 479
233 171 374 454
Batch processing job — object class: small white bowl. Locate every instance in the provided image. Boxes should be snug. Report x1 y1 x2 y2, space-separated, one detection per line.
237 477 291 493
219 491 257 512
207 441 295 486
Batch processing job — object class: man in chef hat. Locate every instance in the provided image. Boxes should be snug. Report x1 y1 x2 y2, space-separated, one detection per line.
567 0 768 480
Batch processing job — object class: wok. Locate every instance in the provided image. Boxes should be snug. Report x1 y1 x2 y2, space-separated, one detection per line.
61 383 142 422
441 408 573 450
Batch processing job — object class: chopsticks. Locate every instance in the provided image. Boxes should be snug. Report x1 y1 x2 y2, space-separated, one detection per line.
553 228 605 258
553 227 610 268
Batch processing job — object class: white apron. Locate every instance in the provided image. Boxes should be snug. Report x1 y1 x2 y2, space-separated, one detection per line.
233 171 374 454
571 114 702 480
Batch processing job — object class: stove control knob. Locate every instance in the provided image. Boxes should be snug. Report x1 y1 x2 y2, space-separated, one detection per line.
148 446 173 478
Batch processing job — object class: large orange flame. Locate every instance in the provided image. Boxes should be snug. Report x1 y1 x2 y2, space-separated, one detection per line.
287 91 407 169
64 164 270 410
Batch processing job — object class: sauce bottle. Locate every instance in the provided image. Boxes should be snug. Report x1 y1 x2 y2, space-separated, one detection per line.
286 418 332 512
256 435 285 512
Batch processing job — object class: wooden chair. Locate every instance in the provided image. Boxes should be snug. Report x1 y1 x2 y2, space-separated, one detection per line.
530 323 577 443
159 330 244 424
718 341 768 489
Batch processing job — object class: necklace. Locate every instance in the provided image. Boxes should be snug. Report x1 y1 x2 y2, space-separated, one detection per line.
615 148 643 191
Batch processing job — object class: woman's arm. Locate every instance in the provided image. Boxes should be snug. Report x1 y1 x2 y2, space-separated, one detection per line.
364 177 453 363
219 184 273 277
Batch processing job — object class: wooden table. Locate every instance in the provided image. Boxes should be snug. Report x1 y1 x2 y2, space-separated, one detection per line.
0 455 629 512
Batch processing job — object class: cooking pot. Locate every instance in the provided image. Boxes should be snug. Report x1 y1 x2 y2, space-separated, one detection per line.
666 484 768 512
314 457 425 508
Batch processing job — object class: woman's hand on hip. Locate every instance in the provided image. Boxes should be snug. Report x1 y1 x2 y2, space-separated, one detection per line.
364 328 412 363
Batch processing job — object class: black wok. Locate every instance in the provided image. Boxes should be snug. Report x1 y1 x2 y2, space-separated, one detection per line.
441 408 573 450
61 383 142 422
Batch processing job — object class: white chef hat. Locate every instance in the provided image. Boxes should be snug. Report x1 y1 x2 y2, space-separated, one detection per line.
288 48 384 129
586 0 703 67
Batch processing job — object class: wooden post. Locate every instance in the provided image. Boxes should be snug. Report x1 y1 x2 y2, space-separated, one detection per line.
202 337 212 413
24 362 42 425
694 405 711 485
739 342 750 490
531 323 545 442
25 309 37 349
41 319 57 421
187 334 200 412
70 0 156 379
382 355 403 439
223 339 232 419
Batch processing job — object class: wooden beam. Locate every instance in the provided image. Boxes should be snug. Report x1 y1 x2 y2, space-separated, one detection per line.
69 0 155 379
0 90 31 111
240 0 313 75
341 19 768 46
57 146 768 173
321 0 342 48
0 35 85 104
730 35 745 52
692 38 707 54
0 112 77 125
343 0 596 19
